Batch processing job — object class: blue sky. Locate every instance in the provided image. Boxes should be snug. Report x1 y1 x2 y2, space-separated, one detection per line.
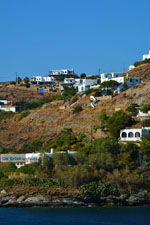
0 0 150 81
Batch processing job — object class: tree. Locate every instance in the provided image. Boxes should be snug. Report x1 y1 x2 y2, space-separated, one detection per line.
24 77 30 88
119 143 140 169
73 105 83 114
16 76 22 84
105 110 133 138
141 119 150 127
80 73 86 79
62 86 76 100
126 103 139 116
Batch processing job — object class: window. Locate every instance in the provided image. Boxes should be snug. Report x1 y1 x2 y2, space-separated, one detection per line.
135 132 140 138
122 132 127 138
128 132 134 138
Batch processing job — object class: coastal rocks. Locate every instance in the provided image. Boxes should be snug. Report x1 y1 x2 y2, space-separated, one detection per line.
126 192 149 206
0 190 150 207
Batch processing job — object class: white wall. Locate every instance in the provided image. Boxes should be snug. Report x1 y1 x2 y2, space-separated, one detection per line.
101 73 123 84
142 50 150 60
120 128 150 142
0 106 16 112
120 128 142 142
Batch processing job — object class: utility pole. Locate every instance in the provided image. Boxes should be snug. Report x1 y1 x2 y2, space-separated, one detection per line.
16 72 18 84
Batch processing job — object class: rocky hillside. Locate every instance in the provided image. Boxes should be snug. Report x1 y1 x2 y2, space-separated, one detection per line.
123 63 150 81
0 64 150 150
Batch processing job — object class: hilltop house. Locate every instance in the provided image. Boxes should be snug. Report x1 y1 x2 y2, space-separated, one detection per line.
120 127 150 142
49 69 75 76
143 50 150 60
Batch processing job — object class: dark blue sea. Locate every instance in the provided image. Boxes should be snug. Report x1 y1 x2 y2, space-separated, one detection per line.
0 207 149 225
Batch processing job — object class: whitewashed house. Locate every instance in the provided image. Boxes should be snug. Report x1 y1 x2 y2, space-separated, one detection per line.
120 127 150 142
74 79 97 92
143 50 150 60
63 78 97 92
64 78 76 84
31 76 56 84
50 69 74 76
137 110 150 118
0 100 16 112
101 73 123 84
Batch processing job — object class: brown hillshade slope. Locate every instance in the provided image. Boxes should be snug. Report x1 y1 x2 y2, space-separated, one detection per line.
123 63 150 81
0 86 51 102
0 64 150 150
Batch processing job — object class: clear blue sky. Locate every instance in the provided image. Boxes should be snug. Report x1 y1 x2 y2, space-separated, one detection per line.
0 0 150 81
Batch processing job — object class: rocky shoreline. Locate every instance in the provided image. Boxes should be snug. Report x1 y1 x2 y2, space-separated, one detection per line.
0 189 150 208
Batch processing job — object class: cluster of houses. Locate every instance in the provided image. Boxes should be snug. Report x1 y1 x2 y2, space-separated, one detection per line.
30 68 142 95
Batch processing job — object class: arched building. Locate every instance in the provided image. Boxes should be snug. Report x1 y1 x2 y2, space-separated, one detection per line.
120 128 150 142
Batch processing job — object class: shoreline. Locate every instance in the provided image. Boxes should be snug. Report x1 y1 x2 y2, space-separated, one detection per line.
0 190 150 208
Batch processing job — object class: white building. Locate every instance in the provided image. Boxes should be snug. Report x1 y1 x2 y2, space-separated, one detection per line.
74 79 97 92
137 110 150 118
143 50 150 61
64 78 76 84
129 65 135 70
31 76 56 84
101 73 124 84
100 73 141 94
120 127 150 142
63 78 97 92
50 69 74 76
0 100 16 112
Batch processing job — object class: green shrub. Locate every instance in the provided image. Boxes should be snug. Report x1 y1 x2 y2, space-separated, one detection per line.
19 111 30 120
20 140 44 153
0 178 60 187
141 104 150 113
80 181 118 199
141 119 150 127
134 58 150 67
73 105 83 114
62 86 77 100
105 110 133 138
0 111 14 121
15 95 63 112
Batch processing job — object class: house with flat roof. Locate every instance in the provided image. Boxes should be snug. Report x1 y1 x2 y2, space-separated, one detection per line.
120 127 150 142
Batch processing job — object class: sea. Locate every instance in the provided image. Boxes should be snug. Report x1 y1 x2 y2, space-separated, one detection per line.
0 207 149 225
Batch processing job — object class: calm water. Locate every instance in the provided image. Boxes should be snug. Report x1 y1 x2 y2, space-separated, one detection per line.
0 207 149 225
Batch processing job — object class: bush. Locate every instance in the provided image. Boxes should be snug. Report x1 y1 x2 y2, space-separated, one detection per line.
0 178 60 187
105 110 133 138
126 103 139 115
62 86 77 100
80 181 118 199
73 105 83 114
141 104 150 113
15 95 63 112
141 119 150 127
20 140 43 153
134 58 150 67
18 111 30 120
0 111 14 121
